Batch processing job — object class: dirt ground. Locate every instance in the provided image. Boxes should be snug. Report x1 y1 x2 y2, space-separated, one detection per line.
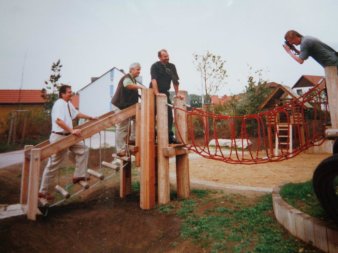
0 149 330 253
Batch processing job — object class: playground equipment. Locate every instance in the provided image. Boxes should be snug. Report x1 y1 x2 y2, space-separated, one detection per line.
312 66 338 223
21 89 190 220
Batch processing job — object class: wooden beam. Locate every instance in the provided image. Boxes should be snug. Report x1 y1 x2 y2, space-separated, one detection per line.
325 66 338 128
140 89 155 209
40 105 136 160
156 94 170 205
162 147 189 157
20 145 33 204
120 161 132 198
26 148 41 220
135 103 141 167
174 98 190 199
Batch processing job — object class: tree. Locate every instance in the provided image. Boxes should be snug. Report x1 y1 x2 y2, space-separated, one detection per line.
193 51 228 104
41 59 63 112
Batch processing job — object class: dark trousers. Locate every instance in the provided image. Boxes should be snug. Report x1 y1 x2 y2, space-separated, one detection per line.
166 93 174 140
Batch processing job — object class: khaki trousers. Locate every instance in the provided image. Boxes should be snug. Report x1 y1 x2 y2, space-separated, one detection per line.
39 133 89 193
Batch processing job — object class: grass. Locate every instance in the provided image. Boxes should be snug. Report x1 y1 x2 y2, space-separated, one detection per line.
279 181 326 219
161 189 320 253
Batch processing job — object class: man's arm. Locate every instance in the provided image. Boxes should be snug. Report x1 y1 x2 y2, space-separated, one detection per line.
283 44 304 64
55 118 82 136
126 84 145 90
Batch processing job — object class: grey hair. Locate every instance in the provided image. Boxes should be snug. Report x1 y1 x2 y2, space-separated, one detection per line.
129 62 141 70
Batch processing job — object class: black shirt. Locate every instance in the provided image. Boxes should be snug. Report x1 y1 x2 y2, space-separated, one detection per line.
150 61 179 93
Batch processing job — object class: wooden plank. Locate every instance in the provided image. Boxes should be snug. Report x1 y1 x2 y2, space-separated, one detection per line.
174 97 190 199
325 66 338 128
140 89 155 209
162 147 189 157
156 94 170 205
40 105 136 160
26 148 41 221
120 161 132 198
87 169 104 180
20 145 33 204
135 103 141 167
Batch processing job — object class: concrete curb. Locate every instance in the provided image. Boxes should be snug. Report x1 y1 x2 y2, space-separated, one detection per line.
272 187 338 253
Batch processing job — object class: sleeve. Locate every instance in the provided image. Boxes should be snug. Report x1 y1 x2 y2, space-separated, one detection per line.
52 101 65 121
68 102 79 119
150 63 158 80
299 39 311 60
123 77 134 87
171 64 180 85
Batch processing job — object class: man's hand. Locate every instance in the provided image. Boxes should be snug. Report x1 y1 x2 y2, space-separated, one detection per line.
71 129 82 137
174 94 184 100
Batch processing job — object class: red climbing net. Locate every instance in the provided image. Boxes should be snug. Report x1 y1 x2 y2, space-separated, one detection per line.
174 83 329 164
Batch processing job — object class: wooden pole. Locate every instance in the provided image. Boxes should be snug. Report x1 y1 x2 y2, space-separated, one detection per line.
174 97 190 199
140 89 155 209
324 66 338 128
26 148 41 220
120 161 132 198
20 145 33 204
156 94 170 205
135 103 141 167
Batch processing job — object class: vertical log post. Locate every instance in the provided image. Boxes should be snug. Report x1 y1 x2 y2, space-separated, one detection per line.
26 148 41 220
20 145 33 204
174 97 190 199
120 160 132 198
156 94 170 205
324 66 338 128
135 103 141 167
140 89 156 209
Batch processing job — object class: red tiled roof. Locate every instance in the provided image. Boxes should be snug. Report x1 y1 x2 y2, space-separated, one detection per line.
292 75 325 89
0 89 46 104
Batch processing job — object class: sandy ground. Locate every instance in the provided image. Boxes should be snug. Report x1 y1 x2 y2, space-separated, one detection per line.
171 152 331 189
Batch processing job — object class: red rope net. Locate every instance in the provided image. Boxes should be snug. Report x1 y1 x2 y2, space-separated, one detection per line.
174 83 329 164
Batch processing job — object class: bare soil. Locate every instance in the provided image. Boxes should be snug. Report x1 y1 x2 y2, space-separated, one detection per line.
0 148 330 253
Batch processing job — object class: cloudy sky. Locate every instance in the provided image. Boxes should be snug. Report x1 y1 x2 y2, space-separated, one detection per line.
1 0 337 95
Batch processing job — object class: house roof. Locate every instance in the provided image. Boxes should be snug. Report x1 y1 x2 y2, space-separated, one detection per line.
258 83 299 111
292 75 325 89
77 67 124 93
0 89 46 104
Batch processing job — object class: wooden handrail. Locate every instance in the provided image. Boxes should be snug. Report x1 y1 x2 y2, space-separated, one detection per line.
26 105 136 160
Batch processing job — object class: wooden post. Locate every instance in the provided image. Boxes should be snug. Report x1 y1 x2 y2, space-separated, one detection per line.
26 148 41 220
174 98 190 199
120 161 132 198
135 103 141 167
324 66 338 128
140 89 155 209
156 94 170 205
20 145 33 204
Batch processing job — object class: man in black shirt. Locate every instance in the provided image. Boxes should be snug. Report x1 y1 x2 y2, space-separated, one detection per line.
150 49 182 144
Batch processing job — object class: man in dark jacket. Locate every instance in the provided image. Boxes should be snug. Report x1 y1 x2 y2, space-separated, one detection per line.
150 49 183 144
111 63 144 156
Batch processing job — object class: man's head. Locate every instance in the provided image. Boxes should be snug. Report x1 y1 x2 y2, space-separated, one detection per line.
285 30 303 45
59 84 72 101
158 49 169 64
129 62 141 77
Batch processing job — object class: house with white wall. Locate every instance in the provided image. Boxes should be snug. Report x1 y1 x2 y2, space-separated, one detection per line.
77 67 124 117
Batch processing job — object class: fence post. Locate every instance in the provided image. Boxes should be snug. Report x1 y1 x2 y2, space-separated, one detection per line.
156 94 170 204
140 89 156 209
20 145 33 204
324 66 338 128
174 97 190 199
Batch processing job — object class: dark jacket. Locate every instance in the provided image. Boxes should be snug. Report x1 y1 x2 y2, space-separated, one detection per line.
111 74 139 109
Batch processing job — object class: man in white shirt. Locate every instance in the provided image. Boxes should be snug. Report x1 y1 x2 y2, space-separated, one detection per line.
39 84 95 200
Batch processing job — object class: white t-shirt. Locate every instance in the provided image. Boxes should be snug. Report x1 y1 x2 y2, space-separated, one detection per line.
51 98 78 132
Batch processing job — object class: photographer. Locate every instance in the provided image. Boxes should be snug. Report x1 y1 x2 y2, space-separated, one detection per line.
283 30 338 68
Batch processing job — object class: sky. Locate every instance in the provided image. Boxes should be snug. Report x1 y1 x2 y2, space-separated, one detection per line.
0 0 337 96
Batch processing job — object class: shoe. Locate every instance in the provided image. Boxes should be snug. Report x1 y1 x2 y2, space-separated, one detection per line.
169 138 181 144
72 177 90 184
38 192 55 201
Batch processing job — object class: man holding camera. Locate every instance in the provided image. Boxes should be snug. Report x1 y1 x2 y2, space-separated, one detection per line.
283 30 338 68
